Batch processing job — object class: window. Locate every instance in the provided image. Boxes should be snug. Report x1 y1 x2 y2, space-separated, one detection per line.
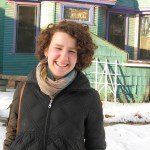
139 15 150 59
108 13 125 50
15 4 38 53
61 4 94 24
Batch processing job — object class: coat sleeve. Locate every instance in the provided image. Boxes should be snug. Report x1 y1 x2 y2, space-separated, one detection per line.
84 90 106 150
3 83 22 150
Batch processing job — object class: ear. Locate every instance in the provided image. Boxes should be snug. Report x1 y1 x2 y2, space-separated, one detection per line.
44 48 48 57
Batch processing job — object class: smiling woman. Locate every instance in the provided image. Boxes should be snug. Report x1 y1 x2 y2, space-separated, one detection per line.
3 20 106 150
44 32 77 80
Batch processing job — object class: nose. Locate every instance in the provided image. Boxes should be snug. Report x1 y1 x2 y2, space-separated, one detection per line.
59 49 69 62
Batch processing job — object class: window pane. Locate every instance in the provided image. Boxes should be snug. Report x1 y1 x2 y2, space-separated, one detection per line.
139 15 150 59
16 5 37 53
108 13 125 49
64 6 89 21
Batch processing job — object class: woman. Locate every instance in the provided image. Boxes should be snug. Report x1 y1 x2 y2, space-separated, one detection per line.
3 20 106 150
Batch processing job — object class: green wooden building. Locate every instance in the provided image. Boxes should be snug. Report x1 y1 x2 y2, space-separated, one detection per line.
0 0 149 102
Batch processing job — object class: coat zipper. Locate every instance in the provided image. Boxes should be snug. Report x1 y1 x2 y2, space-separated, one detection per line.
48 96 54 108
43 96 54 150
42 88 90 149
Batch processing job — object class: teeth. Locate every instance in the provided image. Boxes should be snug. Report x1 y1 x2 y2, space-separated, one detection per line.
56 62 67 67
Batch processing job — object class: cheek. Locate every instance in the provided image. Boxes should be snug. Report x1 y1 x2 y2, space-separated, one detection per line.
72 55 78 64
47 50 57 59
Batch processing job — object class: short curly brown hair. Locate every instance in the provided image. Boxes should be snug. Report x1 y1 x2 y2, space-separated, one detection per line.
37 20 97 71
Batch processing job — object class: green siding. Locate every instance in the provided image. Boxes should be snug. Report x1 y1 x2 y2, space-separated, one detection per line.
3 2 37 76
1 0 149 102
89 6 98 35
85 33 150 103
0 0 6 73
118 67 150 102
128 14 136 59
92 33 128 62
116 0 139 9
116 0 150 8
40 1 56 29
97 7 106 38
55 2 61 23
3 2 15 74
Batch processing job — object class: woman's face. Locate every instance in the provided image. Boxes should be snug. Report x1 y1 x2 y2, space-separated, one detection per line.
44 32 77 80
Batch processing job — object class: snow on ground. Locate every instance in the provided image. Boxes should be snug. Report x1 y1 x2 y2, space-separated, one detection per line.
106 124 150 150
0 89 150 150
103 102 150 124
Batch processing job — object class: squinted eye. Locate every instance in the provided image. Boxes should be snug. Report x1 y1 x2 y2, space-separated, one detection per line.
55 47 61 50
69 50 77 54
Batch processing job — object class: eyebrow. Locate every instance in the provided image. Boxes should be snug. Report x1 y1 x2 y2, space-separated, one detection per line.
54 44 77 50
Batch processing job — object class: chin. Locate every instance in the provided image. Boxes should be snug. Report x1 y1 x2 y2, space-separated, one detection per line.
54 74 66 79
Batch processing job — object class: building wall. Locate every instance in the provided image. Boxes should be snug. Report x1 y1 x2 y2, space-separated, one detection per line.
40 1 55 29
3 2 38 75
0 0 6 73
120 66 150 102
1 0 149 102
128 14 136 60
93 33 128 62
2 1 104 75
40 1 103 35
85 34 150 102
116 0 150 8
109 0 150 61
54 2 60 23
97 7 106 39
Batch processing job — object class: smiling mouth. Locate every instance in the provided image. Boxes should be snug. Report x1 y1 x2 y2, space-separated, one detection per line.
55 62 68 67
